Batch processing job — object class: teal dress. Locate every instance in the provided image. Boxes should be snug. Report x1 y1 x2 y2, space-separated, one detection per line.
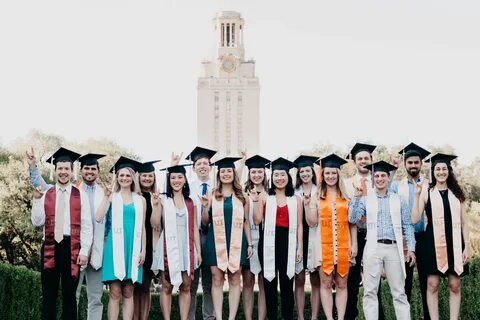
203 196 248 267
102 203 143 283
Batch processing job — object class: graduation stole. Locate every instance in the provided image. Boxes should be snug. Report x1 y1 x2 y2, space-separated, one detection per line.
319 191 349 277
44 186 81 279
248 197 262 275
212 195 244 273
162 197 195 286
296 185 320 273
76 181 106 270
263 195 298 281
112 192 143 283
365 193 406 278
430 188 463 275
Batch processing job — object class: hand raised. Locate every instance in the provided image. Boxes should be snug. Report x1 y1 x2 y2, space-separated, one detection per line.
25 147 37 167
32 185 44 199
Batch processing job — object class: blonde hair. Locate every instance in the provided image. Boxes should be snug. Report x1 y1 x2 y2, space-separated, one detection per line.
114 167 141 194
319 168 349 201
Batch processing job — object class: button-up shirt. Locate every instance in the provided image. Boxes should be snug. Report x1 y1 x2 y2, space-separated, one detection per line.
348 190 415 252
189 178 213 227
31 183 93 257
390 176 425 233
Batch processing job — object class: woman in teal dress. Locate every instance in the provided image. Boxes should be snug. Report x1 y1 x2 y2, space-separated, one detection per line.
201 157 253 320
96 157 147 320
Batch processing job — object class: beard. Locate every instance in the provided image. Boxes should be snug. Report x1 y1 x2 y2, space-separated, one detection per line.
407 168 420 178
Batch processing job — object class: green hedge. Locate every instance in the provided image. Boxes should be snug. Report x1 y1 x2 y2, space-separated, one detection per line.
1 258 480 319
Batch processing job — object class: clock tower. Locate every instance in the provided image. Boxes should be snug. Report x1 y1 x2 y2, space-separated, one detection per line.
197 11 260 156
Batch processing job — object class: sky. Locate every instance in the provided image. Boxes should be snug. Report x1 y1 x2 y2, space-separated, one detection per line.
1 0 479 165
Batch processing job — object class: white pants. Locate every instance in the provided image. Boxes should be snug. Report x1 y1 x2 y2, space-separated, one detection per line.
76 265 104 320
363 243 410 320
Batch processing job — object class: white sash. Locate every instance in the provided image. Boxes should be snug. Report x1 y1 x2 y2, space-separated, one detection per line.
397 178 409 204
248 198 262 275
365 193 405 278
112 192 143 283
263 195 298 281
164 197 184 286
294 185 320 273
89 183 106 270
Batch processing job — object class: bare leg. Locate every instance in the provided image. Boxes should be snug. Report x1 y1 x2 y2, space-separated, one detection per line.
211 266 225 319
179 272 192 320
133 272 152 320
310 271 321 320
427 275 441 320
160 275 173 320
258 274 267 320
320 270 334 320
295 270 306 320
121 281 135 320
242 269 255 320
334 273 348 320
448 275 461 320
108 281 122 320
227 269 242 320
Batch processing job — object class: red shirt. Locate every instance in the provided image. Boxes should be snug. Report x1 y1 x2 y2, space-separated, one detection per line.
263 204 289 228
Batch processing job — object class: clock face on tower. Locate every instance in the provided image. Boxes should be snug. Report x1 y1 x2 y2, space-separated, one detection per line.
220 55 237 73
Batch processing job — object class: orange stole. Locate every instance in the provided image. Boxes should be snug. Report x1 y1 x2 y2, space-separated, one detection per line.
319 192 349 277
212 196 244 272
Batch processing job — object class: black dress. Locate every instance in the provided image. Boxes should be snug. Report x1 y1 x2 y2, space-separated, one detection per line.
422 189 468 277
142 191 153 274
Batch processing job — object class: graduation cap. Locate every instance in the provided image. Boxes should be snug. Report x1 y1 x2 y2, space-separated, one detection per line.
159 163 192 175
364 160 397 173
138 160 161 173
426 153 457 167
109 156 141 173
46 147 81 165
245 155 270 169
185 146 217 163
398 143 430 160
316 153 348 169
347 143 376 160
293 155 319 169
213 157 242 169
269 157 295 172
78 153 106 167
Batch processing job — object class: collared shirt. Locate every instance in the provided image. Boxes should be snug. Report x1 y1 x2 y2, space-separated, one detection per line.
348 190 415 252
84 183 96 225
190 178 213 227
390 176 425 233
31 183 93 257
344 174 373 230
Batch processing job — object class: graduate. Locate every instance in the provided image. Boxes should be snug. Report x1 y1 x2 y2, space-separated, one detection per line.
31 147 93 320
95 156 147 320
201 156 253 320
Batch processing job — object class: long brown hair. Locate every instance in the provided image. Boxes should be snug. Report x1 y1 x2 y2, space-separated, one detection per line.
214 168 246 205
244 168 268 192
319 168 348 200
430 163 466 202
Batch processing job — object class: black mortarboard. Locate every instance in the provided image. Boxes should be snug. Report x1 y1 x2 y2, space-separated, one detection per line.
138 160 161 173
269 157 295 172
348 143 377 159
293 155 319 169
398 143 430 160
185 146 217 163
426 153 457 167
316 153 348 169
213 157 242 169
45 147 81 165
364 160 397 173
78 153 106 167
160 163 192 174
109 156 141 173
245 155 270 169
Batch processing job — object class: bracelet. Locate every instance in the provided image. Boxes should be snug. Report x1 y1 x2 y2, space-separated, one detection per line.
252 200 259 203
248 244 253 248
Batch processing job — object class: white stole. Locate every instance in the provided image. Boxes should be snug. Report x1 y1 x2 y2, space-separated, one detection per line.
263 195 298 281
86 183 106 270
112 192 143 283
397 178 409 204
248 197 262 275
295 185 320 273
365 192 406 278
163 197 191 286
